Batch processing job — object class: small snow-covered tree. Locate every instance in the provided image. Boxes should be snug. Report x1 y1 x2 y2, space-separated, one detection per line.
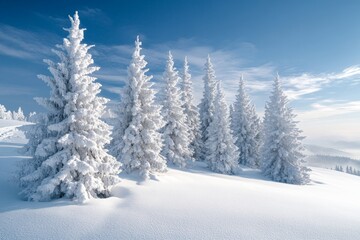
13 107 26 121
231 76 261 168
206 82 239 174
198 55 217 160
180 57 201 160
28 112 37 122
0 104 11 119
111 36 166 178
21 113 50 158
19 11 121 202
261 74 310 184
161 52 193 167
0 104 6 119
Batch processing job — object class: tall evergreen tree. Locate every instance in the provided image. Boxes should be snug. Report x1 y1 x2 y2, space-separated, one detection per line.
198 55 217 160
232 76 261 168
180 57 201 159
162 52 193 167
261 74 310 184
19 12 121 202
206 82 239 174
111 36 166 178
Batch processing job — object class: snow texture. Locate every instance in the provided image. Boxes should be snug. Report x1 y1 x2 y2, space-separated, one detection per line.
1 120 359 240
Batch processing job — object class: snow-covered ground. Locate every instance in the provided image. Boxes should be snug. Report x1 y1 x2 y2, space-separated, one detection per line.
0 120 360 240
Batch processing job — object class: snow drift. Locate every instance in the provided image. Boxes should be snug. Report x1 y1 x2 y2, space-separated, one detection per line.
0 120 360 240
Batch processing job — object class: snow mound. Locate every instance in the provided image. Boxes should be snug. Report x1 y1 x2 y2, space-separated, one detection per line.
0 120 360 240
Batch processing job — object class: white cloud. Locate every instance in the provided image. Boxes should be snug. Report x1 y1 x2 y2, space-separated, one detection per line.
298 100 360 120
282 65 360 100
0 86 37 96
103 86 122 95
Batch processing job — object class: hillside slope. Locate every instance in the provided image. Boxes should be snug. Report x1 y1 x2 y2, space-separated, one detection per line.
0 120 359 240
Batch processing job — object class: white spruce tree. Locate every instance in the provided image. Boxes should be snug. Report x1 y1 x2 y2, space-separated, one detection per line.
13 107 26 121
19 12 121 202
28 112 37 122
261 74 310 184
0 104 6 119
111 36 166 178
206 82 239 174
162 52 193 167
0 104 12 119
180 57 201 159
198 55 217 160
232 76 261 168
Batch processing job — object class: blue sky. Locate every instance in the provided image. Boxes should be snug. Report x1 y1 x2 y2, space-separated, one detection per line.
1 0 360 153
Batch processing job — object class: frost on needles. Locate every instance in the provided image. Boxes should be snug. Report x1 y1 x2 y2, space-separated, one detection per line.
18 12 121 202
111 36 167 179
261 74 310 184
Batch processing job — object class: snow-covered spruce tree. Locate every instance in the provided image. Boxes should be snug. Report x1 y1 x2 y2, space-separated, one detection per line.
111 36 166 178
18 44 70 190
198 55 217 160
27 112 37 123
0 104 11 119
261 74 310 184
231 76 261 168
205 82 239 174
161 52 193 167
13 107 26 121
180 57 201 160
19 11 121 202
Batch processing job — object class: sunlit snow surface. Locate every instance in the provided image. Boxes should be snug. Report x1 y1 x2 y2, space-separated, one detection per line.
0 120 359 240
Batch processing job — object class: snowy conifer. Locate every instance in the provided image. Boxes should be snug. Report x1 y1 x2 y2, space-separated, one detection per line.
13 107 26 121
27 112 37 122
261 74 310 184
111 36 166 178
19 12 121 202
180 57 201 159
198 55 217 160
0 104 11 119
232 76 261 168
161 52 193 167
205 82 239 174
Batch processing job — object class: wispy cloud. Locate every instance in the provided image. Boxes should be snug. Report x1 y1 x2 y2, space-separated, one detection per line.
0 86 38 96
79 8 112 25
103 86 123 95
299 99 360 120
282 65 360 100
0 24 53 59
